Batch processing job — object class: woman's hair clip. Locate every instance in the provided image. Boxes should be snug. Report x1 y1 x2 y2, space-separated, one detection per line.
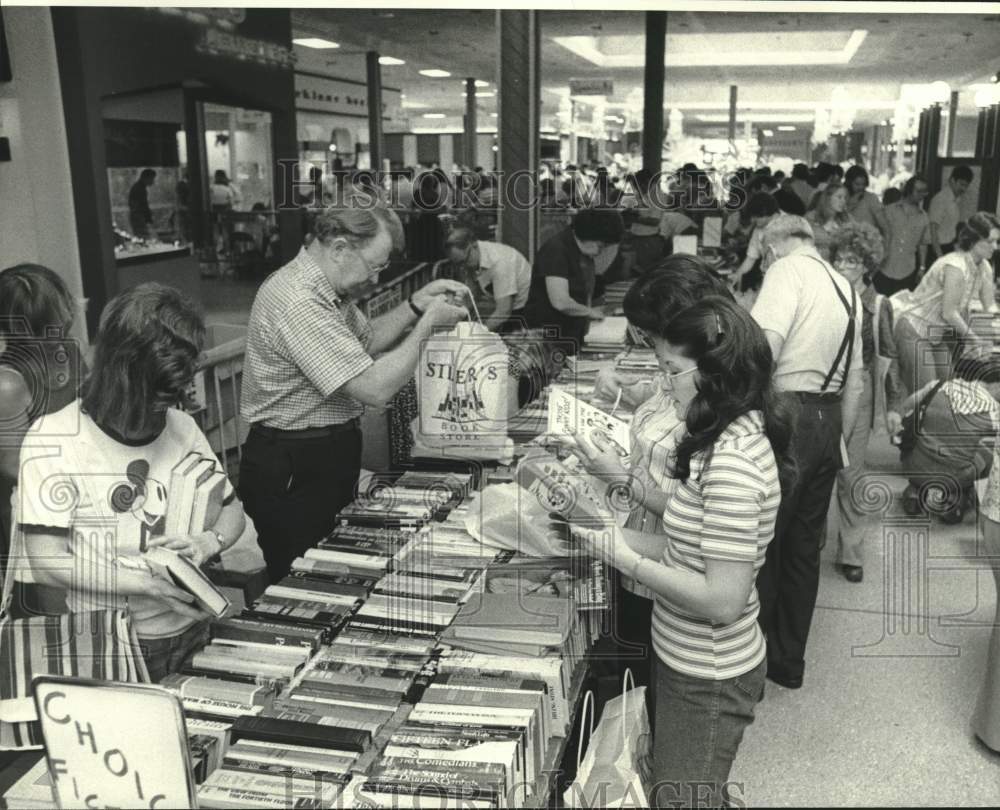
714 312 724 344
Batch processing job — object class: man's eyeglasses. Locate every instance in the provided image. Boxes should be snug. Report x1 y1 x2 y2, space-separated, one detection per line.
358 250 390 278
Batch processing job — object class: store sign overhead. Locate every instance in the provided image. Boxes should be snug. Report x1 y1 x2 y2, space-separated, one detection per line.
569 78 614 97
196 28 296 69
294 73 402 119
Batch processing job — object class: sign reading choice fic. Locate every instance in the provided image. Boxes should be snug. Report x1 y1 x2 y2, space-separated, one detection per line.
33 677 196 809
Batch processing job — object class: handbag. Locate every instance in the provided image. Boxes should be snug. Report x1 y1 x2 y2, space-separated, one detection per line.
0 525 150 750
563 669 652 809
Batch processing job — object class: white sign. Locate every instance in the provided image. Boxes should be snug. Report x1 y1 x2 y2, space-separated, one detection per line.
33 677 196 809
295 73 402 119
570 78 614 97
547 387 631 457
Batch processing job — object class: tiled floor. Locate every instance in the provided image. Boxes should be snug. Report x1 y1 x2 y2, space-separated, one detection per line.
730 429 1000 806
193 276 1000 804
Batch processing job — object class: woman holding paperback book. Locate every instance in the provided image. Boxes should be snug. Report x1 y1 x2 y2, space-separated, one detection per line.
17 284 246 681
560 257 734 691
570 296 793 808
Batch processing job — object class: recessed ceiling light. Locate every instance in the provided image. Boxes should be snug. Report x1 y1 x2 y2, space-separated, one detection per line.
419 69 452 78
379 56 405 66
777 125 797 131
293 38 340 49
422 113 446 119
490 113 498 117
762 129 774 137
475 80 490 88
475 92 495 98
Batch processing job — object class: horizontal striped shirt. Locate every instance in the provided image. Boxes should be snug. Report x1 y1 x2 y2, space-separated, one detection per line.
241 248 374 429
651 411 780 680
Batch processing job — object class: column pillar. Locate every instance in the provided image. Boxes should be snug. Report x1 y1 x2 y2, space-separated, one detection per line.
496 10 540 258
728 85 738 143
946 90 959 157
366 51 384 174
464 77 478 170
641 11 666 173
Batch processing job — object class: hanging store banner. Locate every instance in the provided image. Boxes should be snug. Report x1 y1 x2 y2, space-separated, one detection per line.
295 73 402 119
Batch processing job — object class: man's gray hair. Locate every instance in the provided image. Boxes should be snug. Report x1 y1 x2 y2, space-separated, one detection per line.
761 214 814 249
312 200 404 252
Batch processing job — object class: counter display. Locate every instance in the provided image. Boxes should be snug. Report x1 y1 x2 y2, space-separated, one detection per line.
115 242 201 300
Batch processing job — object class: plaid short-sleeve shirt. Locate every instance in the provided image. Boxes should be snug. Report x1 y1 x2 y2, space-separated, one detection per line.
241 248 374 429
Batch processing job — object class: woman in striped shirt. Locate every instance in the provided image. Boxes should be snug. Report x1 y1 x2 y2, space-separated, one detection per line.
573 296 793 808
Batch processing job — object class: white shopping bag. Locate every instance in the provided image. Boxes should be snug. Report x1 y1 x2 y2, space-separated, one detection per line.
411 321 514 462
564 670 652 809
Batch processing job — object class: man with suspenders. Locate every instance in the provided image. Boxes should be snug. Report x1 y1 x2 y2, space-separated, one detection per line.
751 214 865 690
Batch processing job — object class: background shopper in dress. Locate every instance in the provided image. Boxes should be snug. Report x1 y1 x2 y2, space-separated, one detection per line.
827 223 904 584
892 212 999 396
17 283 247 682
571 297 791 808
751 214 864 690
239 204 470 581
0 264 83 617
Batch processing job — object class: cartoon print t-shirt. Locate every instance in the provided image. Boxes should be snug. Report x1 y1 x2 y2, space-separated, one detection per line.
17 399 235 638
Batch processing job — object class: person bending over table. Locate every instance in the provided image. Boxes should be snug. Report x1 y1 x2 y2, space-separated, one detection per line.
523 208 624 354
239 204 470 582
570 296 792 808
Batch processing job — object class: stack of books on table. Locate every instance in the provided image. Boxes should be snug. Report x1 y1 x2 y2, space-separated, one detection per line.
180 638 311 692
372 665 552 809
162 672 271 722
615 346 659 375
601 280 633 315
197 706 374 808
278 630 437 723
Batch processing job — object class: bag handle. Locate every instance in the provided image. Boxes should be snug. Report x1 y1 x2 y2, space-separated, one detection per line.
575 689 596 771
0 509 22 621
621 667 637 748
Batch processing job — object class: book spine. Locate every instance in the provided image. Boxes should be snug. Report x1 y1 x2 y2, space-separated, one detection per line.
211 618 322 650
231 716 370 753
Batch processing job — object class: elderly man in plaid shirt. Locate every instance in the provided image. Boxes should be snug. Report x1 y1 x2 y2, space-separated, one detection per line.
239 204 469 581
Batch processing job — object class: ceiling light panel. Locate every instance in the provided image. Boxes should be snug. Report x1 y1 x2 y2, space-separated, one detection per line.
293 38 340 49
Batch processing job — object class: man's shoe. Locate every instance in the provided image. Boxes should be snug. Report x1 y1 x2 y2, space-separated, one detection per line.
766 670 803 690
841 564 863 583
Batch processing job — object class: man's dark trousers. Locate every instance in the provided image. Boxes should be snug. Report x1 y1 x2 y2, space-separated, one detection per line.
757 393 844 681
239 421 362 583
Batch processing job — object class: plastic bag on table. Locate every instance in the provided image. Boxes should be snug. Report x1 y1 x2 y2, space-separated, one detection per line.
462 482 571 557
564 670 652 809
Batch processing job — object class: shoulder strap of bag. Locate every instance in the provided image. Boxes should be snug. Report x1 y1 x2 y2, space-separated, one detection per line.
916 379 948 434
815 257 857 392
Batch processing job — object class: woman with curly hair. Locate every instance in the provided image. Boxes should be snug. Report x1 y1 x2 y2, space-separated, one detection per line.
827 221 904 582
16 284 247 681
806 181 853 261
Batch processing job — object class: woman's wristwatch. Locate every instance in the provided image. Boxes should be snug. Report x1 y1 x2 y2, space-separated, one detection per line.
207 529 226 552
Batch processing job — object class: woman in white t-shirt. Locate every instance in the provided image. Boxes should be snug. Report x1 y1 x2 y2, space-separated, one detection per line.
18 284 247 682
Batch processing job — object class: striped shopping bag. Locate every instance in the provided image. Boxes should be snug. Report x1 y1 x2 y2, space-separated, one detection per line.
0 523 150 749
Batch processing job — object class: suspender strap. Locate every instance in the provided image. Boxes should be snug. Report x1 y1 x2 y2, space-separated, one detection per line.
818 259 858 393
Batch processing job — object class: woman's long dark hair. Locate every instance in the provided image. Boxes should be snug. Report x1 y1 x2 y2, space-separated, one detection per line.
81 283 205 438
662 296 795 488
